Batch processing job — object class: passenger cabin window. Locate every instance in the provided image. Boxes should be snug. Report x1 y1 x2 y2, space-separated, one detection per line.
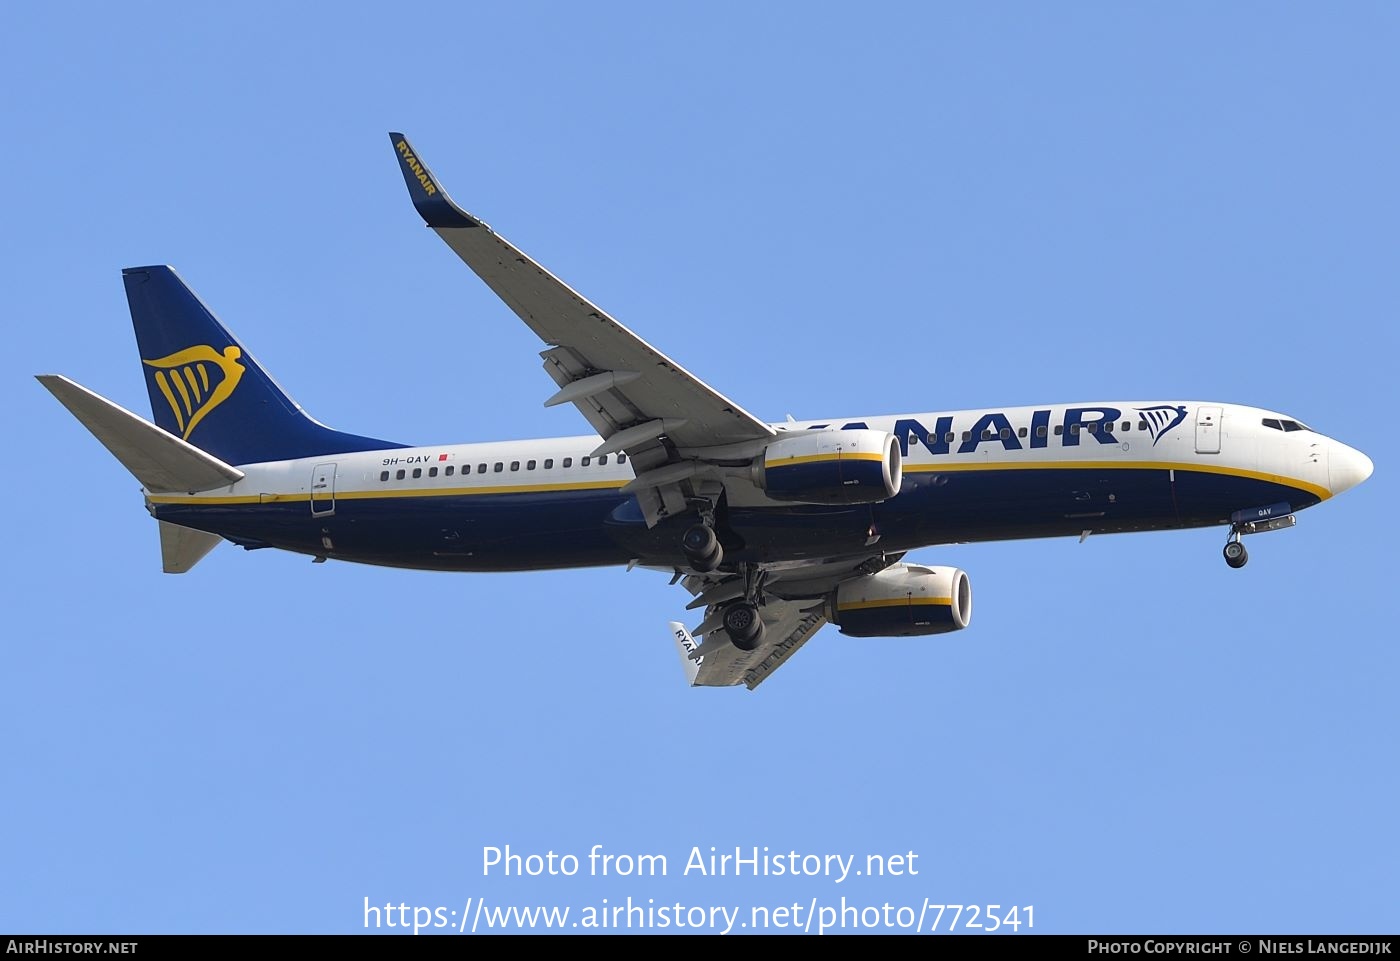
1054 425 1064 436
412 468 422 478
961 431 972 442
1138 421 1148 431
1103 422 1114 433
510 461 519 471
1036 426 1047 438
493 463 503 473
582 456 591 467
999 428 1011 439
477 464 487 474
527 460 536 470
1017 427 1027 438
563 457 573 468
396 469 406 480
379 470 389 482
544 459 554 469
1086 423 1097 433
445 466 454 476
617 454 627 464
1121 422 1131 432
981 429 994 441
599 455 609 465
428 466 438 477
944 431 955 443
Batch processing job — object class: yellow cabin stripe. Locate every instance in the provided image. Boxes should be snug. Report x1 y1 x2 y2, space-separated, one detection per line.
767 451 888 468
838 596 953 612
147 478 628 505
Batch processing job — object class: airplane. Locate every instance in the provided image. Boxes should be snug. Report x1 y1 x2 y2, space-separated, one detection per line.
37 132 1374 690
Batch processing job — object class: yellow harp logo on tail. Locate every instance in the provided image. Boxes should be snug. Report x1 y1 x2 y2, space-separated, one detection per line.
142 345 246 440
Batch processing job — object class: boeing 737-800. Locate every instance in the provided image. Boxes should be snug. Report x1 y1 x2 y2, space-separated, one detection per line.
37 133 1374 690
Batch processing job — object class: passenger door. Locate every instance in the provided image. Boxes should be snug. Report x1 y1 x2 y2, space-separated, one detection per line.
310 463 337 516
1195 407 1222 454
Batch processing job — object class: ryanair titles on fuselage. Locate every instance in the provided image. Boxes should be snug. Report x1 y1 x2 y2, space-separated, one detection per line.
808 404 1191 458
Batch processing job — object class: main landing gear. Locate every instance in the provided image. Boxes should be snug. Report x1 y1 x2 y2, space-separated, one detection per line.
720 565 769 651
681 498 724 572
681 523 723 572
680 500 766 651
723 601 765 651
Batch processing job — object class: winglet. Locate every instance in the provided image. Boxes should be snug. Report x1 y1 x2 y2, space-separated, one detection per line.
669 622 702 687
388 132 481 229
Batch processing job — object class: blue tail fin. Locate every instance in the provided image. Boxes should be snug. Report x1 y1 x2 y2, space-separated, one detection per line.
124 266 405 465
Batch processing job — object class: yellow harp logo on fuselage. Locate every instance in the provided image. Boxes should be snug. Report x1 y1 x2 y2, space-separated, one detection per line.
143 345 245 440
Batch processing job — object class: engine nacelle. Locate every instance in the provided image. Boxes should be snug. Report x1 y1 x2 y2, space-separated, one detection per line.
827 564 972 637
755 429 902 505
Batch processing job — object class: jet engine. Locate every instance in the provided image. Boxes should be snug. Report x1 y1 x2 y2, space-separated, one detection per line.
827 564 972 637
753 429 902 505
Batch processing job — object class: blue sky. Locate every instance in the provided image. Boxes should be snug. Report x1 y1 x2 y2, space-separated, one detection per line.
3 3 1396 934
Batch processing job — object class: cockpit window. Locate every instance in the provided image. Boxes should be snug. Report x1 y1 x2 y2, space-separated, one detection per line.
1263 417 1311 432
1262 418 1282 431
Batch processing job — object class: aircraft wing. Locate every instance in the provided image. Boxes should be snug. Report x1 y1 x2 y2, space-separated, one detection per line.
673 602 826 691
389 133 776 525
670 552 902 690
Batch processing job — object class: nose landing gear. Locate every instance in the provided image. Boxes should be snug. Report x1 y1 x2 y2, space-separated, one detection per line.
1223 536 1249 569
1221 505 1297 569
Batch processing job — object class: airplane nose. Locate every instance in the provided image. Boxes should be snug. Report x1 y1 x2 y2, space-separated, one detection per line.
1328 441 1374 496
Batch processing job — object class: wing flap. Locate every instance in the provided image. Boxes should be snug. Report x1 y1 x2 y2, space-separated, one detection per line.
738 611 827 690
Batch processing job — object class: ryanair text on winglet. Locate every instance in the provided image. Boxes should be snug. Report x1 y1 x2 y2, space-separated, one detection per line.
397 140 438 196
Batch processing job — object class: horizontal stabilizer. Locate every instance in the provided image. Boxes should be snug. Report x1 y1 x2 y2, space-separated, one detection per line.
36 375 245 493
159 521 222 574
